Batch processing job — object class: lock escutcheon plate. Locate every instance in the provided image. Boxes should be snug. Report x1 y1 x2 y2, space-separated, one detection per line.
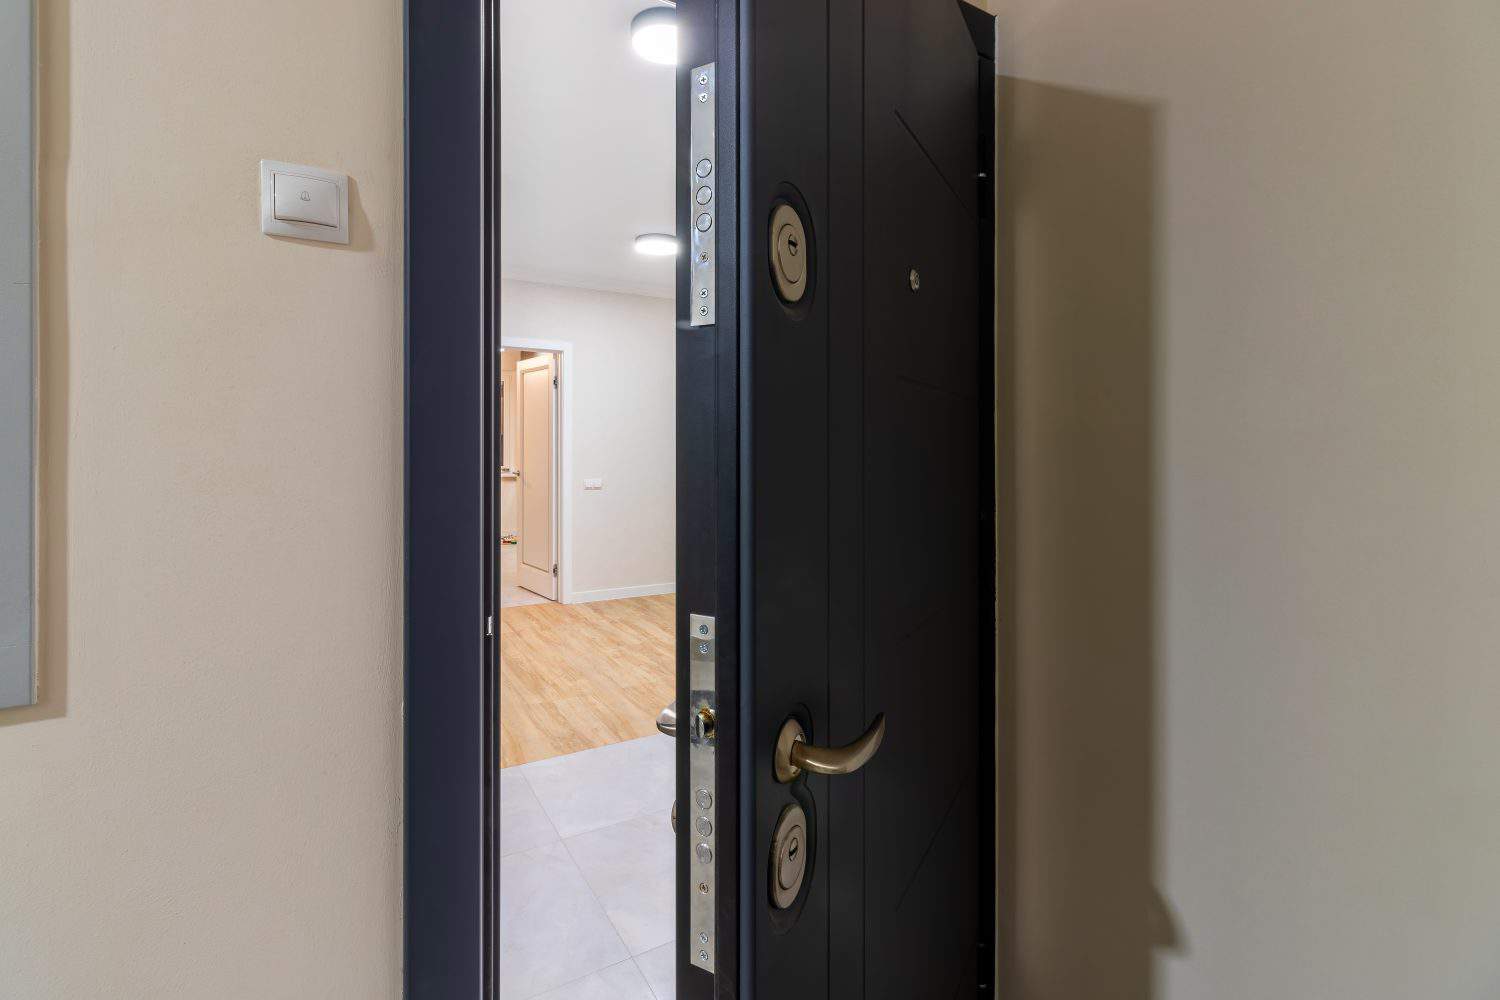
770 803 809 910
768 202 809 304
689 65 716 326
688 613 717 972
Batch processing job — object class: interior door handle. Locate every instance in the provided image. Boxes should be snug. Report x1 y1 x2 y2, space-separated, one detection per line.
659 704 678 831
774 714 886 783
657 701 677 737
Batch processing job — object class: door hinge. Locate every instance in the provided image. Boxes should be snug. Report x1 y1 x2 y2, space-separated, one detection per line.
552 564 558 577
485 615 495 637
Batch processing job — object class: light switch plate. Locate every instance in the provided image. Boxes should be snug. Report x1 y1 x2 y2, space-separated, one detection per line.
260 159 349 245
273 171 340 227
583 478 604 492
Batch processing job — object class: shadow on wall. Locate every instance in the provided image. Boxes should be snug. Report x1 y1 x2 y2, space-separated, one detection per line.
995 77 1175 999
4 0 70 728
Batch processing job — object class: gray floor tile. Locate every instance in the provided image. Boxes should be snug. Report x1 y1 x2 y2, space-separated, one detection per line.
500 842 628 999
529 959 657 1000
522 735 674 839
501 767 560 857
565 811 675 955
634 942 675 1000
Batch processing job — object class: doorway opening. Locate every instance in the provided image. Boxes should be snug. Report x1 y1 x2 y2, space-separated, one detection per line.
404 0 996 994
499 347 560 608
494 0 678 995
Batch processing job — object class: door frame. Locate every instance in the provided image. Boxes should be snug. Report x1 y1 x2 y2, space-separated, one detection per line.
504 339 572 603
405 0 996 996
404 0 501 995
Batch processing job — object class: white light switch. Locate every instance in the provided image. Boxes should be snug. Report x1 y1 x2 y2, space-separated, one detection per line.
273 172 340 227
260 159 349 245
583 478 604 492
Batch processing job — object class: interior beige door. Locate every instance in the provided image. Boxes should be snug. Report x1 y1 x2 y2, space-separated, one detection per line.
516 353 558 600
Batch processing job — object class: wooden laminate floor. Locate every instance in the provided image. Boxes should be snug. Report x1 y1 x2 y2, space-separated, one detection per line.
499 594 675 767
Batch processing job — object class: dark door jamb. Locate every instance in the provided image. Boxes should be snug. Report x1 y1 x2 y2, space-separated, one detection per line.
404 0 502 996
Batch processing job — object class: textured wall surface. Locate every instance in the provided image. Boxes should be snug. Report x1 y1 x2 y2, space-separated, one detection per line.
994 1 1500 997
0 0 404 995
0 0 35 708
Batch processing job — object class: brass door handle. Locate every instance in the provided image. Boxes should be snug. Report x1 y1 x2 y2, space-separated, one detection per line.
774 714 886 783
657 701 677 737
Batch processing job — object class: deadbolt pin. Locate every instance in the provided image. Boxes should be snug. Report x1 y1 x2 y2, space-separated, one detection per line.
693 706 717 742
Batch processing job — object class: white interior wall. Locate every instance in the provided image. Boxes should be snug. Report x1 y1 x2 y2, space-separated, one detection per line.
502 278 675 603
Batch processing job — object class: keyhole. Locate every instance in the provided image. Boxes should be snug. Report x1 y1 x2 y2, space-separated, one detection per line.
769 203 810 304
787 839 799 861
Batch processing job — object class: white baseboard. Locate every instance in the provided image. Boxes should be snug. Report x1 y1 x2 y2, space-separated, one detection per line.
563 582 676 605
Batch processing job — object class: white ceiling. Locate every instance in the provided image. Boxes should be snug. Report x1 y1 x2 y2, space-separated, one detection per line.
500 0 676 299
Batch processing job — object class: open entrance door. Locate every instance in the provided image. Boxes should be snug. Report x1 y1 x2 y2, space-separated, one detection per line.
673 0 997 995
402 0 991 992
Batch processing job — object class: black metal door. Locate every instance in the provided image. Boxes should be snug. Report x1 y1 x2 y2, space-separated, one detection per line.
675 1 995 996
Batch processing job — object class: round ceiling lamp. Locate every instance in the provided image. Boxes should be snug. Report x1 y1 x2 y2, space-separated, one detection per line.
630 6 678 66
634 233 679 257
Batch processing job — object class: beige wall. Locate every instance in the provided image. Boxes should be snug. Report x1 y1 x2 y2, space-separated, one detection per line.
0 1 404 996
10 0 1499 995
995 1 1500 997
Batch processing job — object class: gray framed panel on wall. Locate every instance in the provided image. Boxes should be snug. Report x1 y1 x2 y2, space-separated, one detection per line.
0 0 35 708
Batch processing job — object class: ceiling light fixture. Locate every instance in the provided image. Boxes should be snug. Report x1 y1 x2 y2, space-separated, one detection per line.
634 233 679 257
630 5 678 66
